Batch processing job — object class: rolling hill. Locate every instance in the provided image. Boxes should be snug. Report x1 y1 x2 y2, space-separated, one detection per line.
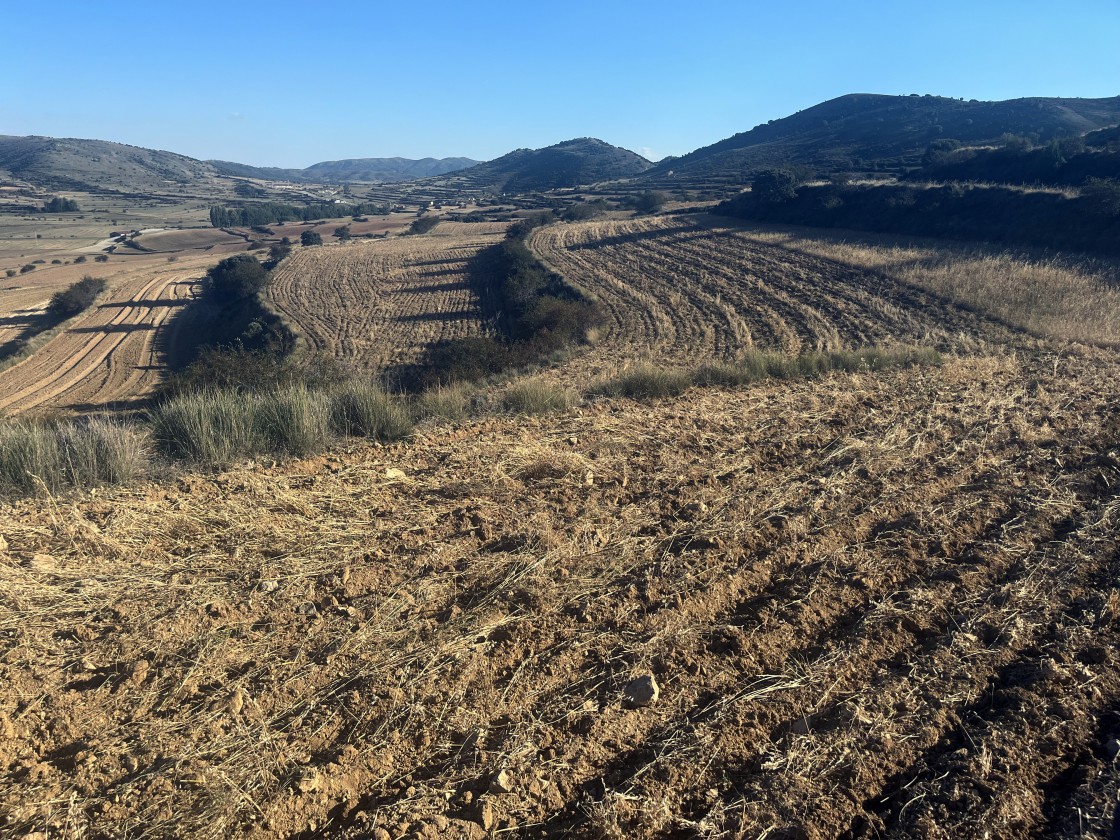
430 138 652 193
0 135 222 193
208 156 480 183
643 93 1120 185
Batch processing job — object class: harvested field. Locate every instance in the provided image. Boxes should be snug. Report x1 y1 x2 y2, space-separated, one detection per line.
0 254 209 415
267 226 506 377
2 350 1119 838
529 215 1035 382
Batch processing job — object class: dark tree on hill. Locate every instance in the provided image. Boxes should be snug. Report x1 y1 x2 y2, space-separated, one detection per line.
205 254 270 302
48 276 106 316
751 170 802 204
333 225 351 241
43 196 80 213
301 230 323 246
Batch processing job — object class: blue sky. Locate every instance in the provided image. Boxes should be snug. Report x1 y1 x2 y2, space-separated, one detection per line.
4 1 1118 166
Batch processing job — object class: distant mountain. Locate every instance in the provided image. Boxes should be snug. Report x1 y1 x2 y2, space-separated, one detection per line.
0 135 221 192
435 138 652 193
645 93 1120 183
208 156 480 183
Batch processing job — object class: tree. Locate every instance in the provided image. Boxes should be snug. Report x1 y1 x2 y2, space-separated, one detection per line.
634 191 668 214
206 254 270 302
43 196 79 213
751 170 801 204
301 230 323 246
333 225 351 241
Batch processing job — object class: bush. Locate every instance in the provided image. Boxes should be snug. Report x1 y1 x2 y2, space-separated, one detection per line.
94 255 109 263
4 269 14 278
19 264 35 274
500 379 574 414
300 230 323 247
206 254 269 302
149 391 261 469
328 382 413 440
633 191 668 214
74 255 87 263
43 196 79 213
406 216 440 235
48 276 107 317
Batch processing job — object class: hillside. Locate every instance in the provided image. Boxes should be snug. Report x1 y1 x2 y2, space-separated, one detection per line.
209 156 481 183
431 138 652 193
0 135 223 193
644 93 1120 184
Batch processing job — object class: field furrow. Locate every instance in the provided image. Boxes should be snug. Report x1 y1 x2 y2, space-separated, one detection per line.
267 228 505 378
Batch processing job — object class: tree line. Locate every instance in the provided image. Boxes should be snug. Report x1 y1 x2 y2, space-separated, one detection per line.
208 201 389 228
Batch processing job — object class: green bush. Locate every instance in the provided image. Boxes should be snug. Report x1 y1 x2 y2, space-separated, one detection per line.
0 417 147 494
300 230 323 247
592 364 693 399
48 276 107 317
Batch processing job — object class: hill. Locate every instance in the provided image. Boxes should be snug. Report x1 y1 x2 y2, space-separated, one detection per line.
209 156 481 183
432 138 652 193
0 135 222 193
644 93 1120 184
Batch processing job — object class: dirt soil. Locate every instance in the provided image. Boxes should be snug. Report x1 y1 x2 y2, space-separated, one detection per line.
2 348 1119 839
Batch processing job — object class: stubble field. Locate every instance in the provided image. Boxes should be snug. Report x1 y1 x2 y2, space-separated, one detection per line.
267 224 508 377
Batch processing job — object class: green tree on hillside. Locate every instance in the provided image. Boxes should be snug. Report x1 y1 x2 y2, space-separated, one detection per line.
205 254 269 302
301 230 323 246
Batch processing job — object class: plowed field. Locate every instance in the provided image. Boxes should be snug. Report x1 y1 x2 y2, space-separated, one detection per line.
267 227 506 376
2 350 1119 838
0 255 207 415
529 216 1032 381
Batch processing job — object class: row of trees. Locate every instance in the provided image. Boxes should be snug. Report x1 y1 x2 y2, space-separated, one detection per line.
43 196 80 213
208 201 389 228
48 276 106 316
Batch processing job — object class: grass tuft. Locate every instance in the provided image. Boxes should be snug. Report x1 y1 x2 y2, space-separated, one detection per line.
149 391 261 469
500 379 575 414
328 382 413 441
256 385 332 455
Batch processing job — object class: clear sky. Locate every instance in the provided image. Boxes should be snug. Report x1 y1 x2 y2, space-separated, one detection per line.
4 0 1118 167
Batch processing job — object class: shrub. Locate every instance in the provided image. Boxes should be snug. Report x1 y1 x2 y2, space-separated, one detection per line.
48 275 107 317
328 382 413 441
149 391 261 469
74 255 87 263
57 417 149 487
255 385 332 455
300 230 323 246
43 196 79 213
19 264 35 274
4 269 14 278
500 379 574 414
94 255 109 263
206 254 269 302
0 421 61 493
406 215 440 235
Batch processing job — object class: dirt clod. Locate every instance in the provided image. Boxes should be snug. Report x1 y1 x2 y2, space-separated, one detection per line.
622 674 660 708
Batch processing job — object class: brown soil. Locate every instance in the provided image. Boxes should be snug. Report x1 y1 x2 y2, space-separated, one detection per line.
2 349 1120 838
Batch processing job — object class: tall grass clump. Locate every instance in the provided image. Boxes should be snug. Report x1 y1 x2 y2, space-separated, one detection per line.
149 391 261 469
328 382 413 441
256 385 332 455
57 417 149 486
0 416 148 494
591 364 693 399
0 420 62 493
500 378 575 414
413 383 474 422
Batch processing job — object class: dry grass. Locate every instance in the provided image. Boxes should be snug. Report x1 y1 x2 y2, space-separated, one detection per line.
742 226 1120 346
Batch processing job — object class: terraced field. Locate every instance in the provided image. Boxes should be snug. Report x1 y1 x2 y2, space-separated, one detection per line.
0 255 206 414
529 216 1028 380
267 225 506 376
